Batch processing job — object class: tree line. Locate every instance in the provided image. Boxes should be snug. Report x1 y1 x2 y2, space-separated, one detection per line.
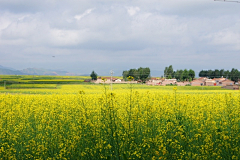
91 66 240 83
164 65 195 81
199 68 240 82
122 67 151 83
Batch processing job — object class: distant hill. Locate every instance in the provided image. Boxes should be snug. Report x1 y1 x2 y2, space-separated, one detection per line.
0 65 76 76
20 68 70 76
0 68 25 75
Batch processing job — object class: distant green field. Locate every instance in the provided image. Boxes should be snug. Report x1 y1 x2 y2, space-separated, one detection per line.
0 75 91 79
0 75 91 86
6 84 58 89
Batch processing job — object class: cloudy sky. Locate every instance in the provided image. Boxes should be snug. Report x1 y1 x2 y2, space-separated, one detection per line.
0 0 239 76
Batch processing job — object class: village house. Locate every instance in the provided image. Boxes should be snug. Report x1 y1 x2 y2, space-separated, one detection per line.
94 77 113 83
146 76 238 88
212 77 226 84
146 78 162 85
176 81 190 86
94 77 137 84
205 79 215 86
190 79 204 86
161 79 177 86
193 77 238 90
115 79 122 82
92 75 238 88
198 77 207 82
221 79 234 86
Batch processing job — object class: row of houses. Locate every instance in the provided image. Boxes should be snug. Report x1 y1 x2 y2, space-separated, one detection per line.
192 77 239 90
147 77 239 90
93 77 137 84
90 77 239 90
147 79 191 86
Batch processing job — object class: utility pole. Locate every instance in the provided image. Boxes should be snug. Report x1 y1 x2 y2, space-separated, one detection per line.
110 70 114 91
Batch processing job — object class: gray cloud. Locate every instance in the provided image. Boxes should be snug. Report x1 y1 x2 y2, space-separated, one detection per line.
0 0 239 76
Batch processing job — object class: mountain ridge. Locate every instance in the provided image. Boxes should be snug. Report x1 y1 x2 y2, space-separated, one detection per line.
0 65 79 76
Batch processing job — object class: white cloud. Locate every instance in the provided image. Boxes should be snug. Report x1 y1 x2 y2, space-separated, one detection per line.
126 6 140 16
74 8 95 21
0 15 12 30
18 15 29 21
212 30 239 45
200 22 240 51
48 28 90 46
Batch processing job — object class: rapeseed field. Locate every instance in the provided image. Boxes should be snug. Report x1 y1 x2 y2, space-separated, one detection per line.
0 83 240 159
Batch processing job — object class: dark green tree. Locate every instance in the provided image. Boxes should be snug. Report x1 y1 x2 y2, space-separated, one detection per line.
182 69 189 81
179 70 183 81
199 69 239 80
168 65 174 78
164 65 174 78
220 69 225 77
224 70 230 78
199 70 208 77
174 70 180 80
175 70 184 81
207 70 214 79
138 67 151 83
199 70 203 77
173 71 176 78
122 70 129 81
90 71 98 80
230 68 240 82
164 66 168 78
214 69 220 78
188 69 195 79
122 67 151 82
128 69 138 80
